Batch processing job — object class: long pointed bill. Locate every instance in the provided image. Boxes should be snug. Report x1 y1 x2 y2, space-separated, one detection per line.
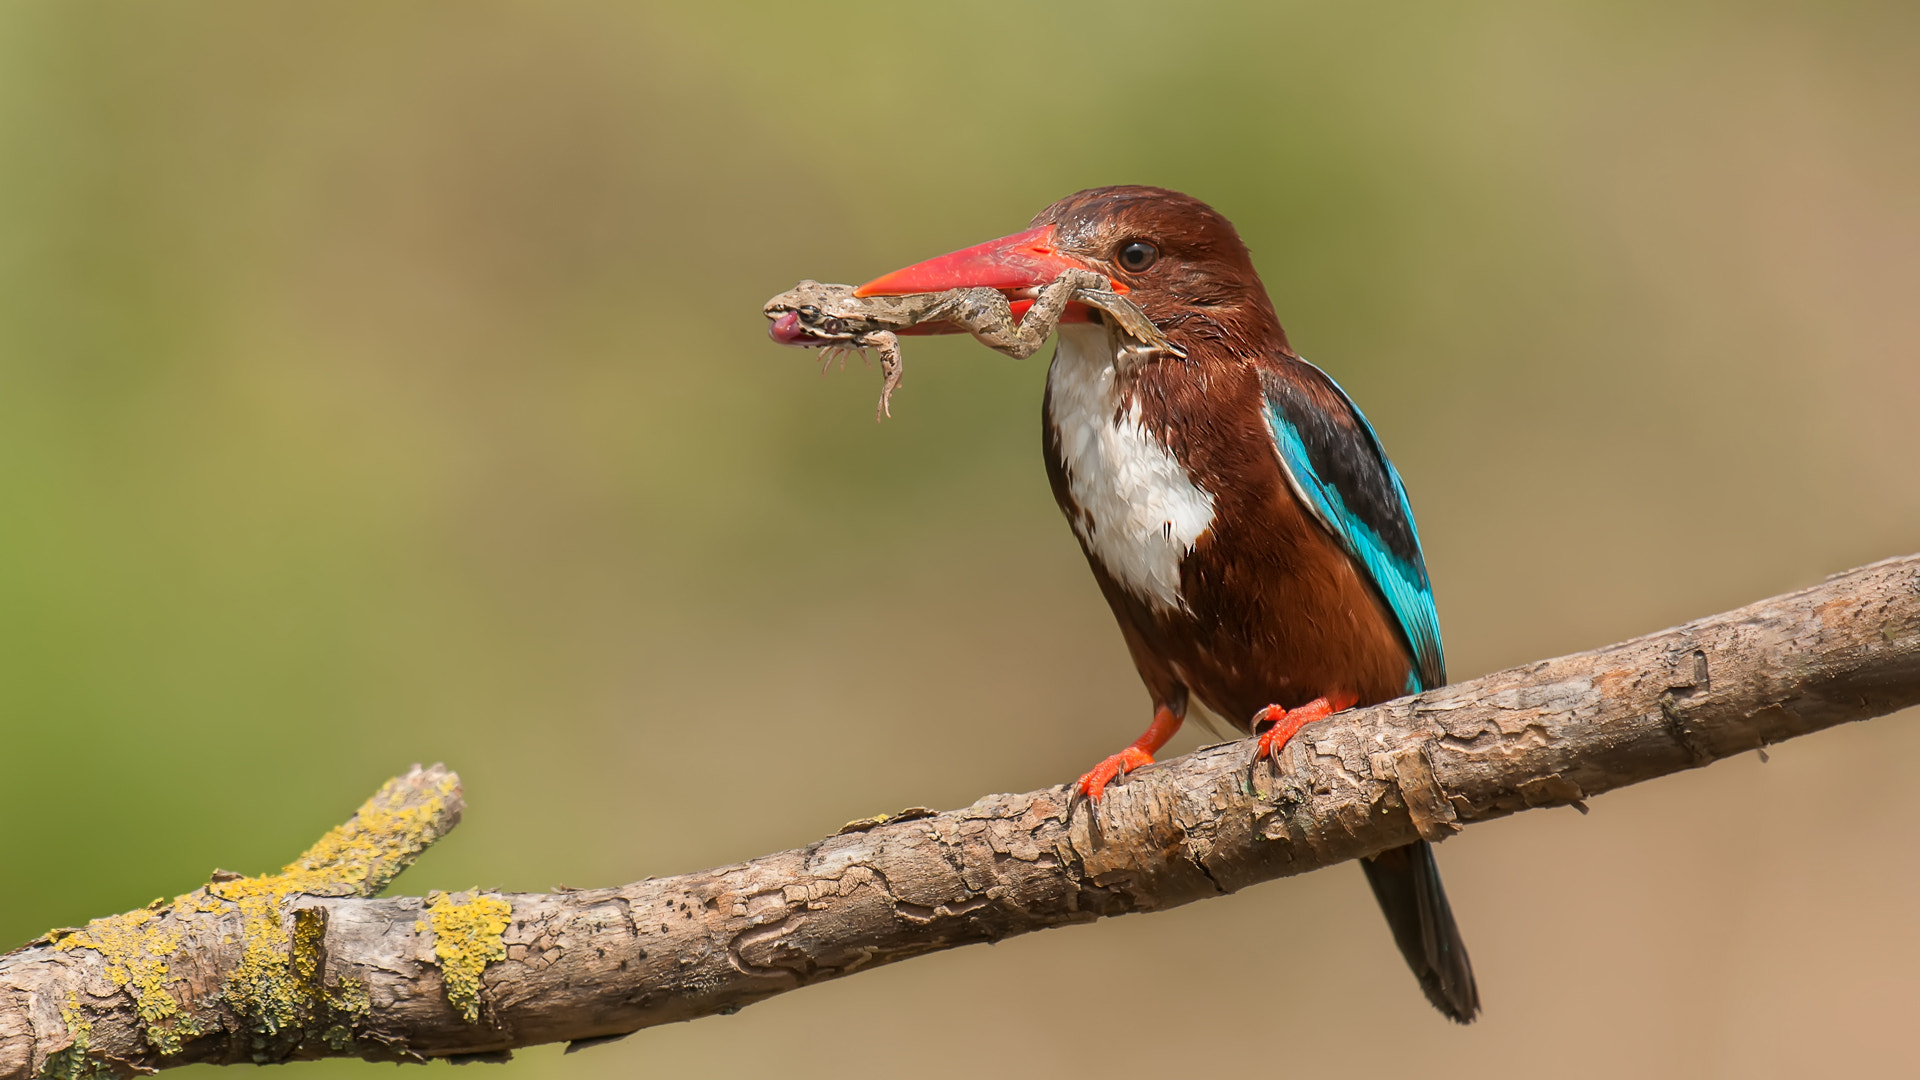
855 224 1119 299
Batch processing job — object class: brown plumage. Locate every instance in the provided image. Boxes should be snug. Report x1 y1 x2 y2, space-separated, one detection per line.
1034 188 1416 725
861 185 1480 1022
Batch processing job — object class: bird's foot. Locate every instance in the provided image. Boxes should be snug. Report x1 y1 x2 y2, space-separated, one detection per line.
1074 747 1154 802
1251 691 1359 766
1069 703 1185 806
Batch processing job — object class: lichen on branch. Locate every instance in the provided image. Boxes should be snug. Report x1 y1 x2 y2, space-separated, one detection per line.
423 893 512 1025
19 766 469 1077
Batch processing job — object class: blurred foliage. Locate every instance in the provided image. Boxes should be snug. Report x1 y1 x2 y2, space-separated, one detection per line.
2 2 1917 1078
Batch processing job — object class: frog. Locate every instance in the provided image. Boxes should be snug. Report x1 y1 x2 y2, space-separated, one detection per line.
764 268 1180 420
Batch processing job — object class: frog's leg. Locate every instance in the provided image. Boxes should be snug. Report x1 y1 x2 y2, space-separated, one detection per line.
938 271 1103 358
855 331 903 421
1074 288 1182 357
931 271 1177 359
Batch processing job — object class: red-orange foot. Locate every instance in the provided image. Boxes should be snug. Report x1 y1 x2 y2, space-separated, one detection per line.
1252 691 1360 764
1075 747 1154 801
1073 703 1185 802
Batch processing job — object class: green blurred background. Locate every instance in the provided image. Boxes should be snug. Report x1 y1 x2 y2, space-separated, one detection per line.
4 1 1917 1076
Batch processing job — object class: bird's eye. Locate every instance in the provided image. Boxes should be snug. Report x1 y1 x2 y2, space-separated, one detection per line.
1117 241 1158 273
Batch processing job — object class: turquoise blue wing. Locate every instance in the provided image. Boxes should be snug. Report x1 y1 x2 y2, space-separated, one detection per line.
1259 359 1445 693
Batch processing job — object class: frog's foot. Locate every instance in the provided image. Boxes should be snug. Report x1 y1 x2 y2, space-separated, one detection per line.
1076 287 1183 357
819 345 863 373
1249 691 1359 774
860 331 902 421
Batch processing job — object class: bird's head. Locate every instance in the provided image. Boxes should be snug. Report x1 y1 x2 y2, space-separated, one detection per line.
857 185 1286 352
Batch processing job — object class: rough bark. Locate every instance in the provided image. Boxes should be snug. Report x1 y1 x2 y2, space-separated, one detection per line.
5 554 1918 1077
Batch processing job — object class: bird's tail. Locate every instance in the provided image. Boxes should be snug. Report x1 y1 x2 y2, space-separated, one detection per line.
1360 840 1480 1023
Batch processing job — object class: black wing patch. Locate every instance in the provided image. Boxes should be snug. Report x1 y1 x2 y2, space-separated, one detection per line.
1260 358 1445 691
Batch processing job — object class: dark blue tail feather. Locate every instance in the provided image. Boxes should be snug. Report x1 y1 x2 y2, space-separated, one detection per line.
1360 840 1480 1023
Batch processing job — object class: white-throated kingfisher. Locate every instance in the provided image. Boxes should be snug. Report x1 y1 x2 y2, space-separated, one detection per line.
857 186 1479 1022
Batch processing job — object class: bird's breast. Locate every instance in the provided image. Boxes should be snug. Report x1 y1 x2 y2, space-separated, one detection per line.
1046 323 1216 612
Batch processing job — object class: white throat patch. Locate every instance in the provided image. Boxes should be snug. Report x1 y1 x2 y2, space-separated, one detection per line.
1047 323 1216 612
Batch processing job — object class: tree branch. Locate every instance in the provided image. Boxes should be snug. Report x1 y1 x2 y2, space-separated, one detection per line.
6 554 1918 1077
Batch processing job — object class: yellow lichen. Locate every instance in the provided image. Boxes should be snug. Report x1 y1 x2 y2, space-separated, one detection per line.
291 908 325 984
276 769 462 898
40 993 105 1080
424 891 511 1024
324 975 371 1022
52 906 187 1054
219 889 302 1040
44 768 461 1067
207 768 460 1042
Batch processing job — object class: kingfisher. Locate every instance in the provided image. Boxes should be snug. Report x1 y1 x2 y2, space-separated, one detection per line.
853 186 1477 1022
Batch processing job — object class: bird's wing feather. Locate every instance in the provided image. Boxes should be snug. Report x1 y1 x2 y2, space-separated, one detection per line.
1258 358 1445 692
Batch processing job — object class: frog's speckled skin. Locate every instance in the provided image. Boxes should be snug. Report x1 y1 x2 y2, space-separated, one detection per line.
764 272 1175 419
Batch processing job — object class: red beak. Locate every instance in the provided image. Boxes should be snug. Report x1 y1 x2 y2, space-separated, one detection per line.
855 224 1120 329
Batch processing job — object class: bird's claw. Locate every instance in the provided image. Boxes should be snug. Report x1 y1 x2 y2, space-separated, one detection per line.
1074 746 1154 802
1245 693 1358 784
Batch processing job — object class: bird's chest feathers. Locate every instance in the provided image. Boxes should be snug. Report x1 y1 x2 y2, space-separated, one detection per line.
1047 324 1217 612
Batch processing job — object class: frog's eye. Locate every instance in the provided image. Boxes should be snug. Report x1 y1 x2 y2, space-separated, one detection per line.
1116 241 1158 273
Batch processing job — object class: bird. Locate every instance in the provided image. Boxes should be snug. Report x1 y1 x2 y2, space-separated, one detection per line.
853 185 1478 1022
